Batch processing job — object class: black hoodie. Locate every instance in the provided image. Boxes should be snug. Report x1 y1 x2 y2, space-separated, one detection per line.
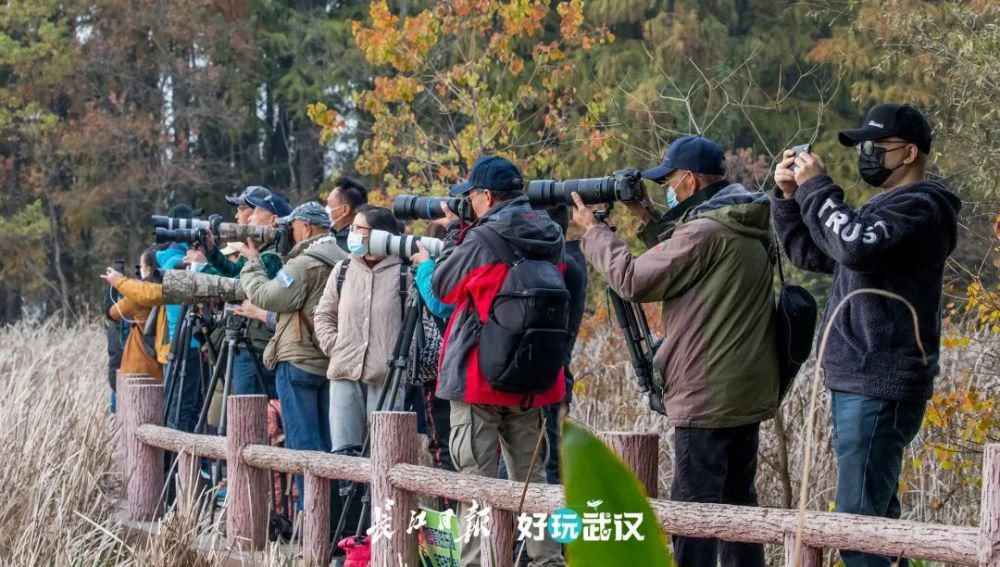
771 175 961 402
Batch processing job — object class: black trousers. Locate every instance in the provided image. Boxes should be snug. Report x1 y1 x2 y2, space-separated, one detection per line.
671 423 765 567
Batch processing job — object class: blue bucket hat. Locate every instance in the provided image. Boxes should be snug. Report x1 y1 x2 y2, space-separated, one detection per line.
279 201 332 229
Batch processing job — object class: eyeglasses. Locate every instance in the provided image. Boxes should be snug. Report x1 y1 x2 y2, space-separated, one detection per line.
351 224 372 235
854 140 909 156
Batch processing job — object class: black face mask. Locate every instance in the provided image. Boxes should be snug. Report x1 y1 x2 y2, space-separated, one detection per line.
857 145 905 187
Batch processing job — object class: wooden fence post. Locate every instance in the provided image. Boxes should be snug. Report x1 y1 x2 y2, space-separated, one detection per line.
598 432 660 497
370 411 418 567
783 533 822 567
118 374 156 478
125 383 165 521
980 444 1000 566
226 395 269 552
483 508 514 567
304 473 332 566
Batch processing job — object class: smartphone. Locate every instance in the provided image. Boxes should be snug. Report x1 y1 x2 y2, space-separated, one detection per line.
790 143 812 170
113 259 125 273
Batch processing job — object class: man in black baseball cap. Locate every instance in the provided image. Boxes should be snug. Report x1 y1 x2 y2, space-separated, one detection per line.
771 103 961 567
225 185 272 225
624 135 731 247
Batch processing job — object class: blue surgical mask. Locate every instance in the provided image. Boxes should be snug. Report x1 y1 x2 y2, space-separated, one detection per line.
666 186 680 209
347 231 368 256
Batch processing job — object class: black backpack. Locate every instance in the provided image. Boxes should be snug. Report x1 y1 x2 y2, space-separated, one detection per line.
774 252 818 401
475 225 570 395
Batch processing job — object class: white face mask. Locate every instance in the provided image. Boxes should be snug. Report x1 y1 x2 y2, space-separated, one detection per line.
327 204 348 225
140 267 151 280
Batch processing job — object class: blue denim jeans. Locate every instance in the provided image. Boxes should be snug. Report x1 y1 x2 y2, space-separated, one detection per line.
831 391 927 567
232 348 277 399
275 362 330 509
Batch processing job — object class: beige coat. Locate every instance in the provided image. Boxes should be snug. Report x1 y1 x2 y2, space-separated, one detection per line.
314 255 409 384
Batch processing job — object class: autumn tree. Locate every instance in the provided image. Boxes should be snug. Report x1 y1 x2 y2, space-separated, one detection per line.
340 0 615 199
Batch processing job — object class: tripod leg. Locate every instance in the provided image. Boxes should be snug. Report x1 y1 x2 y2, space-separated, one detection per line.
194 341 228 435
172 317 193 430
218 339 237 436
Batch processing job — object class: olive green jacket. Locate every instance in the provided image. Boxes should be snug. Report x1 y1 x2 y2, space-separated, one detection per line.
240 234 347 376
582 183 779 428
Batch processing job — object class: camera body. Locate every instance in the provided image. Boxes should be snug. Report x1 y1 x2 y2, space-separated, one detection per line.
368 230 444 260
526 168 645 206
392 195 475 223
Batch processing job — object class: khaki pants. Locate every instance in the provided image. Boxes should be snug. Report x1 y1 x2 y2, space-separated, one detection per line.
449 401 565 567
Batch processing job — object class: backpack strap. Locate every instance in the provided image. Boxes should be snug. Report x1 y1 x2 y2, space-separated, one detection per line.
335 260 349 296
477 225 520 265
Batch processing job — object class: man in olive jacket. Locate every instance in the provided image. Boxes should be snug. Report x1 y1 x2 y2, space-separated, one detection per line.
240 202 346 506
571 135 777 567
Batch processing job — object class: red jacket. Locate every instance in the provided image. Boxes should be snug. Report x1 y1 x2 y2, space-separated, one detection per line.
432 196 566 407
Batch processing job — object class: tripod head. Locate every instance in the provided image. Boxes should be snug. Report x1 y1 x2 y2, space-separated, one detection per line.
222 302 249 340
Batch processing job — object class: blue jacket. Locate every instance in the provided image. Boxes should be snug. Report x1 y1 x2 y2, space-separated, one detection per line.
155 245 200 349
415 259 454 319
771 175 960 402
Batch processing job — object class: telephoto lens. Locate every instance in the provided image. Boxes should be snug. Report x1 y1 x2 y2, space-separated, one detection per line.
216 222 276 244
526 168 645 206
392 195 470 222
151 215 212 231
368 230 444 259
154 227 205 245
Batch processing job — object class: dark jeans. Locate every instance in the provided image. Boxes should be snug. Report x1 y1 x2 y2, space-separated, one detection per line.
164 347 205 433
832 391 926 567
232 347 277 399
275 362 330 509
671 423 765 567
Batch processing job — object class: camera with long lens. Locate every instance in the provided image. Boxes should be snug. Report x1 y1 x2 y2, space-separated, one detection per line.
392 195 474 222
151 213 293 255
527 168 645 206
368 230 444 260
154 226 210 246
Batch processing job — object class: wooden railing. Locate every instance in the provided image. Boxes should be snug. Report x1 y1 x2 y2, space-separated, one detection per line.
116 374 1000 566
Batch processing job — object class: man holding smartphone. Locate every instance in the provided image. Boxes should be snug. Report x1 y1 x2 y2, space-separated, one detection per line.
771 103 961 567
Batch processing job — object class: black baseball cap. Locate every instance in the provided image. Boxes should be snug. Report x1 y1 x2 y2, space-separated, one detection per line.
450 156 525 197
642 135 726 182
226 185 272 206
838 103 932 154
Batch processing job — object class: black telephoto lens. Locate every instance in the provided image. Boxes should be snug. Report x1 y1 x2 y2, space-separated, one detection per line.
392 195 464 221
527 176 615 205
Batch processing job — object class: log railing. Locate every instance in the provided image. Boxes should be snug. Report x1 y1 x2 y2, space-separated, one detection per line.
116 374 1000 566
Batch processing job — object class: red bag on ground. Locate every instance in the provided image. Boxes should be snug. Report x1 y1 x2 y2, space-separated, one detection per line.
338 535 371 567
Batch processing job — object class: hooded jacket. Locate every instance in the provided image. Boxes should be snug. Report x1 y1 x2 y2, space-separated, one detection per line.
313 255 409 383
771 175 961 402
582 183 779 428
432 195 567 407
156 245 199 350
240 233 347 376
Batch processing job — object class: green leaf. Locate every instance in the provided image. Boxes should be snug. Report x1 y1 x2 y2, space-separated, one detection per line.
560 421 672 566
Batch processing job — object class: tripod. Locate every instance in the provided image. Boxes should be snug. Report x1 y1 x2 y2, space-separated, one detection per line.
194 310 268 436
163 306 212 430
606 286 667 415
331 286 424 546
